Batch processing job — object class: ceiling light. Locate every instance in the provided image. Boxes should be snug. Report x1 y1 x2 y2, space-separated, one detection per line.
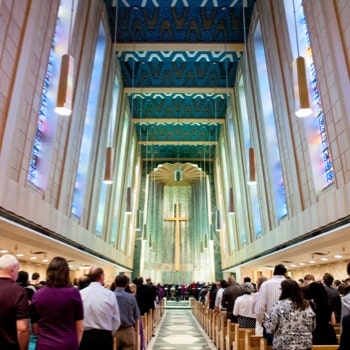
30 256 37 260
299 262 305 265
0 249 8 253
320 257 328 261
309 260 316 263
334 255 342 259
16 253 24 257
290 264 297 267
42 259 49 262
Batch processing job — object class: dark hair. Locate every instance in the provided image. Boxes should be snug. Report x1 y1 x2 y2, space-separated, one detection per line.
279 279 309 310
16 270 29 287
78 274 90 290
115 274 130 287
322 272 334 287
308 281 331 315
31 272 40 280
256 276 267 291
243 277 251 283
220 279 228 288
46 256 70 287
273 264 287 276
88 267 104 282
347 262 350 276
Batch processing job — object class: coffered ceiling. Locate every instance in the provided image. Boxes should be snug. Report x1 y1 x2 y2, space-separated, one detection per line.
104 0 256 162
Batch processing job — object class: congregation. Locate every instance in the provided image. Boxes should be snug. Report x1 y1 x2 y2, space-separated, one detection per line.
1 253 350 350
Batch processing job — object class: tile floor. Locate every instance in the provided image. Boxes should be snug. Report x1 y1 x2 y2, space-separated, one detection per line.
147 303 216 350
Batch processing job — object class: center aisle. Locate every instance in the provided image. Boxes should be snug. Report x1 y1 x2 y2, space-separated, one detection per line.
146 302 217 350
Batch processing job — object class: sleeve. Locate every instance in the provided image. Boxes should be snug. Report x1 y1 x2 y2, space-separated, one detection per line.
233 297 240 316
73 289 84 321
254 284 267 324
16 289 30 320
264 302 279 334
111 294 121 332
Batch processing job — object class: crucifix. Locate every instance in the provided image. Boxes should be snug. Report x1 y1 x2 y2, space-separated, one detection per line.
165 203 188 271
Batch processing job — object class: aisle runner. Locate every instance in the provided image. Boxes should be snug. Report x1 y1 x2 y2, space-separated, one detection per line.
147 309 216 350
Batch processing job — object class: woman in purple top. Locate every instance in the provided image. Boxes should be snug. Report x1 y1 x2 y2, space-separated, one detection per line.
31 257 84 350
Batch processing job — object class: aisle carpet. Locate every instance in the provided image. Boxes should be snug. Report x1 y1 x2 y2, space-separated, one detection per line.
147 307 216 350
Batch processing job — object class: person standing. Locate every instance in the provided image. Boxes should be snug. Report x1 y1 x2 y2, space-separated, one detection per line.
0 254 30 350
31 256 84 350
264 279 315 350
254 264 287 345
339 313 350 350
233 282 256 328
80 267 120 350
114 274 140 350
221 276 243 322
322 272 341 323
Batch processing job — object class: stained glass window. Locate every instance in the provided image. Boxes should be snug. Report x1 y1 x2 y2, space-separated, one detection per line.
253 22 288 221
284 0 334 188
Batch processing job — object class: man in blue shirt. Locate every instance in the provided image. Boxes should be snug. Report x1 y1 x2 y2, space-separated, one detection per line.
114 274 140 350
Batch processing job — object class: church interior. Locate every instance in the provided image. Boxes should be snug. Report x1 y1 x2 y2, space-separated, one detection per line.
0 0 349 287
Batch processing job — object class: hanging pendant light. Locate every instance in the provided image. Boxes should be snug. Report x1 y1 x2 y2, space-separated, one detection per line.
247 147 257 185
292 0 313 117
228 187 235 214
126 187 132 214
55 0 75 116
103 146 114 184
215 210 221 231
55 54 74 116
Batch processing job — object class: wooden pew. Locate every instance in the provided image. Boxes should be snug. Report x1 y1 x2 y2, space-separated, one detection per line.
244 329 263 350
311 346 339 350
225 320 237 350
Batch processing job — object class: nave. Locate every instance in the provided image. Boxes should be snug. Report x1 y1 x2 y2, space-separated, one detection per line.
147 301 216 350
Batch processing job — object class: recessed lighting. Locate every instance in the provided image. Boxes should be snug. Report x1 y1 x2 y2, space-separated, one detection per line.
42 259 48 262
0 249 8 253
30 256 37 260
309 260 316 263
290 264 297 267
334 255 342 259
16 253 24 257
320 257 328 261
299 262 305 265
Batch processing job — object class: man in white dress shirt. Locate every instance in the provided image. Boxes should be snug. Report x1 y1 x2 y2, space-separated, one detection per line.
254 264 287 346
80 267 121 350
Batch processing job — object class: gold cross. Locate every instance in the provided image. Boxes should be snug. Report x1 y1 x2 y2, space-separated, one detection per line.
165 203 188 271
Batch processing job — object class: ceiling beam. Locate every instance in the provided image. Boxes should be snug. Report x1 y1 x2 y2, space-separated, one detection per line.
115 42 244 52
138 141 217 145
124 87 232 94
133 118 225 124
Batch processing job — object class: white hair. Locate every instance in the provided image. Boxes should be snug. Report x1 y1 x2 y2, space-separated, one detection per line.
0 254 19 271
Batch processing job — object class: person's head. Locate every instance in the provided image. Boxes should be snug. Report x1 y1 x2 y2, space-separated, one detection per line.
303 274 315 286
88 267 104 284
31 272 40 282
16 270 29 287
78 274 90 290
273 264 287 276
280 279 307 310
146 277 152 285
134 276 144 286
0 254 20 281
322 272 334 287
347 262 350 276
242 282 254 295
256 276 267 291
227 276 236 285
115 274 130 288
219 279 228 288
243 277 251 283
344 277 350 286
46 256 70 287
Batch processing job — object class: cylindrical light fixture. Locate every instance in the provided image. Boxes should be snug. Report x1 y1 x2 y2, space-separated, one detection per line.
228 187 235 214
294 56 313 117
126 187 132 214
215 210 221 231
248 147 257 185
103 147 114 184
55 54 74 116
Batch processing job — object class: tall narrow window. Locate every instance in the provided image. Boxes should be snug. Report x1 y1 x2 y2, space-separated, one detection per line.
253 22 288 221
71 22 107 218
95 70 120 236
284 0 334 189
28 0 77 189
238 76 262 236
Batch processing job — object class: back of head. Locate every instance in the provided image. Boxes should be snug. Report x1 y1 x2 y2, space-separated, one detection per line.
88 267 104 282
16 270 29 287
227 276 235 285
242 282 254 294
115 274 130 288
135 276 144 286
280 279 306 309
243 277 251 283
78 274 90 290
31 272 40 281
220 279 228 288
0 254 19 281
322 272 334 287
273 264 287 276
46 256 70 287
303 274 315 282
